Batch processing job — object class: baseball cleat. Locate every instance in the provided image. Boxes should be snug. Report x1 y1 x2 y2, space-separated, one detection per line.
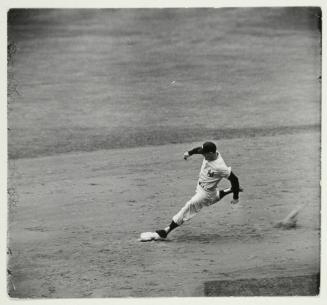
155 229 168 238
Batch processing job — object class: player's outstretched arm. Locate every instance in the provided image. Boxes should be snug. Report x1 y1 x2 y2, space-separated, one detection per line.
183 146 203 160
228 171 240 204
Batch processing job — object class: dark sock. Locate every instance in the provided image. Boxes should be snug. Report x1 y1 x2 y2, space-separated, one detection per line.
169 220 179 231
165 220 179 235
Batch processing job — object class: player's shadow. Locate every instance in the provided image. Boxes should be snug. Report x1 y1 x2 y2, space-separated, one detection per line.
171 227 265 243
173 233 226 244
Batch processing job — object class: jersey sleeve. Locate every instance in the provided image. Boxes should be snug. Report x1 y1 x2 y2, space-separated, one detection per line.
188 146 203 156
214 166 231 179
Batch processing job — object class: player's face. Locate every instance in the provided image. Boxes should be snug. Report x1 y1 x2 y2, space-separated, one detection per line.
203 152 217 161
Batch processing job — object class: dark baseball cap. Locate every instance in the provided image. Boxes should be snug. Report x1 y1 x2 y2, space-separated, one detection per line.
201 141 217 154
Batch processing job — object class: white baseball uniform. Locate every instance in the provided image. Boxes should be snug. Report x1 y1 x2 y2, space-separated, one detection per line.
172 152 231 225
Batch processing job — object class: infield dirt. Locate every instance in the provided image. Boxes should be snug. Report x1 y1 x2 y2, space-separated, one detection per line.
7 132 320 297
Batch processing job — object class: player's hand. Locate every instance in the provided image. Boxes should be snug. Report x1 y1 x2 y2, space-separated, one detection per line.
183 151 190 160
230 198 239 205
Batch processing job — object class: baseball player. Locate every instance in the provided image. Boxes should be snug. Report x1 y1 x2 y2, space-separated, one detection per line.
155 141 242 239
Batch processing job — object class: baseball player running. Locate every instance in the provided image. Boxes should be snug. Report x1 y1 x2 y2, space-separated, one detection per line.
155 141 242 239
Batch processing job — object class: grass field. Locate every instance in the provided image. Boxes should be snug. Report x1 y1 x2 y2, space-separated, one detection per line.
7 8 321 298
8 8 321 158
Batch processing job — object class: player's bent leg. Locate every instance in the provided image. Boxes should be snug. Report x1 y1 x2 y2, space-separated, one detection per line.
218 187 233 200
216 186 244 203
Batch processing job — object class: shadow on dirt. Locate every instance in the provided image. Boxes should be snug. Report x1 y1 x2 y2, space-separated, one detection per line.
172 230 264 244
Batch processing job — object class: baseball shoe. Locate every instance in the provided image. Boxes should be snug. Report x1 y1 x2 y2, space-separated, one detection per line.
155 229 168 239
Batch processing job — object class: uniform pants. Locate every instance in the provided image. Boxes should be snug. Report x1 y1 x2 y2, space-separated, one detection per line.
172 185 221 225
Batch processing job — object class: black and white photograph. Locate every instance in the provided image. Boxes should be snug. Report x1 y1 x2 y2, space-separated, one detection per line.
3 1 325 301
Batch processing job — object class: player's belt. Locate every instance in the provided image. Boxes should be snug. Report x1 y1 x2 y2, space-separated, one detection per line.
199 181 215 192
